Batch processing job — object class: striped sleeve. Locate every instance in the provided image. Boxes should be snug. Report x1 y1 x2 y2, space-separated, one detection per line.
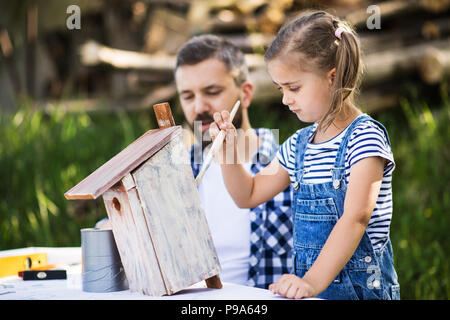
276 130 300 178
347 121 395 175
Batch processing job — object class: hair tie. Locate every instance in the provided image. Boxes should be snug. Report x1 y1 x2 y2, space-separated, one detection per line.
335 27 345 40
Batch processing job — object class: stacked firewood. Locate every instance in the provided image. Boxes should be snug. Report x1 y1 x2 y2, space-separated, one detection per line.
3 0 447 113
73 0 449 114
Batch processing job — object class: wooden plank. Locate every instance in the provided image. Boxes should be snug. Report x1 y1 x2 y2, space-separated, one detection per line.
122 175 168 296
103 186 140 293
205 275 223 289
133 132 221 295
121 173 135 191
79 40 265 71
103 181 167 296
65 126 181 200
153 102 175 128
152 101 223 290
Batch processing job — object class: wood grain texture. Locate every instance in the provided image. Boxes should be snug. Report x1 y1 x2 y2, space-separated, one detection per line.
103 180 167 296
153 102 175 128
123 177 168 296
103 185 140 293
205 275 223 289
65 126 180 200
133 132 222 295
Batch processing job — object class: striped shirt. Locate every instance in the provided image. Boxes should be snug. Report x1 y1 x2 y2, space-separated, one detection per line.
277 119 395 249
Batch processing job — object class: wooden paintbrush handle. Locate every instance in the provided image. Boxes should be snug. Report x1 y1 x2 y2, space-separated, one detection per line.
194 130 226 186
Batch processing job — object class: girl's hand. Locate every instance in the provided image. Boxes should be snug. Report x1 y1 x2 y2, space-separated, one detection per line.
269 274 316 299
209 110 238 162
209 110 237 141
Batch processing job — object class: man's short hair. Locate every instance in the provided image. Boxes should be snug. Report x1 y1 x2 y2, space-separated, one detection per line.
175 34 248 86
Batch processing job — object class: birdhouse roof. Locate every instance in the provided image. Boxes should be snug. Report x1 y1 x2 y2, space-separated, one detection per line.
64 126 181 200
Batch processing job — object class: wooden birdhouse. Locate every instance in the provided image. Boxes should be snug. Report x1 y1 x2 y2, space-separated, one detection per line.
64 103 222 296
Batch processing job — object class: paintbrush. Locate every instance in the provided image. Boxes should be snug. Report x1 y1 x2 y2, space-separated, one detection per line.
195 100 241 187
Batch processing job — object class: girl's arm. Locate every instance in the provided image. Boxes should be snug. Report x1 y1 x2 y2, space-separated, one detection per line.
270 156 385 298
221 155 290 208
210 110 291 208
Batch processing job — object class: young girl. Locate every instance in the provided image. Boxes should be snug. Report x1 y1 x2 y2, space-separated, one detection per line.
209 10 400 300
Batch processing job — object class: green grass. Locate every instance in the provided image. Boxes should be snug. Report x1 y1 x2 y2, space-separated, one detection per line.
0 98 156 249
0 84 448 299
375 82 450 300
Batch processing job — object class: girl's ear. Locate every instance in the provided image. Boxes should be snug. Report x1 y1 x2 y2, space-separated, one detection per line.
327 68 336 88
240 81 254 110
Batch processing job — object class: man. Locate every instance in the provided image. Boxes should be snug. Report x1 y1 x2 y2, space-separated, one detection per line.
174 34 292 289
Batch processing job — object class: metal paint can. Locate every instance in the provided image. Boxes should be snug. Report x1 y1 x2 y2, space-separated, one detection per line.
81 228 128 292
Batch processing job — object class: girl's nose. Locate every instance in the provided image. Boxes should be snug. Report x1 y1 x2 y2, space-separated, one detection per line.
282 92 294 107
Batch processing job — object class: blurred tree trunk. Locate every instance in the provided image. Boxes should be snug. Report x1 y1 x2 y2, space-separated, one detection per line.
104 0 139 99
0 29 22 97
25 2 37 99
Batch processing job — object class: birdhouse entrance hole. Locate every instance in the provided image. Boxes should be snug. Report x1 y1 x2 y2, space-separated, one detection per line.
112 197 121 213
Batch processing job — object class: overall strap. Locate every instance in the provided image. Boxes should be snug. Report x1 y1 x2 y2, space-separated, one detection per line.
333 114 372 168
333 114 392 169
368 118 392 147
294 125 315 183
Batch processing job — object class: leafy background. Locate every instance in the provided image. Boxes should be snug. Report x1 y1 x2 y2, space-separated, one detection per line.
0 0 449 300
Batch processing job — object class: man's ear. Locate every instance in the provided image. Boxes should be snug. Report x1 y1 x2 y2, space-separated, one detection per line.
327 68 336 88
240 81 254 109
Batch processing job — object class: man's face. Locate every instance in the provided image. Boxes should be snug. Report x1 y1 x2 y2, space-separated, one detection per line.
175 58 242 148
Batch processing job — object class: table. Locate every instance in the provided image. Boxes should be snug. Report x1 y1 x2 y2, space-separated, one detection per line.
0 247 297 300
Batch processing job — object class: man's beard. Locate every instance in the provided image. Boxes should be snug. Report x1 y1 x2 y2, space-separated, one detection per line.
188 109 243 150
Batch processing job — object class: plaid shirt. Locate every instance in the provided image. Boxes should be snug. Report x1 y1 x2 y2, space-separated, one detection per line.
190 128 293 289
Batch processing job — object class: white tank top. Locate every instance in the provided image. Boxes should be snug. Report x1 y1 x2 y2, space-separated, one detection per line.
197 160 251 285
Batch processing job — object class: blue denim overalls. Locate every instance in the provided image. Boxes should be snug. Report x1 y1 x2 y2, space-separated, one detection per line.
292 114 400 300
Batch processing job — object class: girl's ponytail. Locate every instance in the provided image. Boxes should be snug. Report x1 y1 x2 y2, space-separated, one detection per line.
323 22 362 131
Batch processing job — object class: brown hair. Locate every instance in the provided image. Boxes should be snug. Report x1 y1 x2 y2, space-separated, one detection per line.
265 10 363 131
175 34 248 86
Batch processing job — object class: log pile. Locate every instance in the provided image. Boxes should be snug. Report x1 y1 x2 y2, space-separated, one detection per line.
1 0 449 114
